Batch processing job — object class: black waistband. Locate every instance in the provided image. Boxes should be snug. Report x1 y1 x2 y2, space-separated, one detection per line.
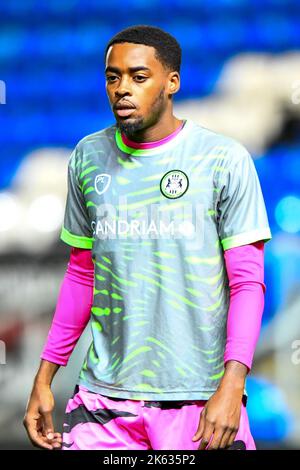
73 385 248 408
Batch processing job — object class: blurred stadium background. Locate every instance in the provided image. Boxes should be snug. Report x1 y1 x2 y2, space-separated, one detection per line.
1 0 300 450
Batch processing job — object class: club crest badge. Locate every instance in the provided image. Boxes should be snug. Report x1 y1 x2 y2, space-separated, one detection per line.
94 173 111 195
160 170 189 199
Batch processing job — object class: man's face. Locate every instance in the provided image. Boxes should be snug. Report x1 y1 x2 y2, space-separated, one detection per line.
105 42 177 135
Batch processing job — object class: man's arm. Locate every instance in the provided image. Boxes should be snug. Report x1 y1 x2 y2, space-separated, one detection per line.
34 359 61 387
223 240 265 372
23 247 94 450
192 241 265 450
40 247 94 365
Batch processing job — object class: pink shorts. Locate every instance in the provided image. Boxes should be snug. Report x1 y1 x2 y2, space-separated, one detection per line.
61 385 256 450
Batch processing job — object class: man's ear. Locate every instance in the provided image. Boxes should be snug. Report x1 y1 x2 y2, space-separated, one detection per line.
168 71 180 95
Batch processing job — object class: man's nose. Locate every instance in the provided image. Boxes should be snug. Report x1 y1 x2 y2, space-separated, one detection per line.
115 76 131 97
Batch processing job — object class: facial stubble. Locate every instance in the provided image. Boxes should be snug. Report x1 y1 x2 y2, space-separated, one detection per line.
116 88 166 137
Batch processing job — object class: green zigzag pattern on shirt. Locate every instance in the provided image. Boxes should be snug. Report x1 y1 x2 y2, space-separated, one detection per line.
80 152 226 387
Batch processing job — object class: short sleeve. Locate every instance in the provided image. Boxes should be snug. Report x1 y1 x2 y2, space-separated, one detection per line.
60 148 94 249
216 147 272 251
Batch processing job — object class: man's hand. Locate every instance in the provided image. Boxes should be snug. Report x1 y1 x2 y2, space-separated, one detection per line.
23 359 63 450
192 360 247 450
23 382 62 450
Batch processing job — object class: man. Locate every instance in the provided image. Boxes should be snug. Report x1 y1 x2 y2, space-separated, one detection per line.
23 25 271 450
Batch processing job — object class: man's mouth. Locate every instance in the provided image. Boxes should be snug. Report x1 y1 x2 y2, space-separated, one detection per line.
115 108 136 117
114 101 136 118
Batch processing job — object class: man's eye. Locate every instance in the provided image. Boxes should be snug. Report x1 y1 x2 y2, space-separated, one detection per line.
134 76 147 82
106 76 118 82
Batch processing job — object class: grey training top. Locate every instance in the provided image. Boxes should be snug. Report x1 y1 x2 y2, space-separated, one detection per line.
60 118 271 400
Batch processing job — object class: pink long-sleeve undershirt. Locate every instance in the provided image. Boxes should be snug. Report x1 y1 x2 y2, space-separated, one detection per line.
224 240 265 372
41 242 265 371
40 247 94 366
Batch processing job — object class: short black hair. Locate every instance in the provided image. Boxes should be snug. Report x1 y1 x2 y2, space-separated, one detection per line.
104 25 181 73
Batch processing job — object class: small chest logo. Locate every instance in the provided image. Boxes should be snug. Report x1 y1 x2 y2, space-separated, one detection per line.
160 170 189 199
94 174 111 195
